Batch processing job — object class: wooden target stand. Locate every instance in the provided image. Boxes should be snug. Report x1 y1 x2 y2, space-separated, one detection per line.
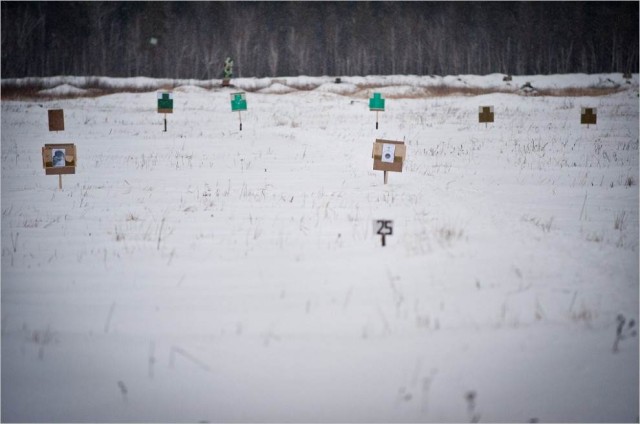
372 139 406 184
42 144 76 189
45 109 75 189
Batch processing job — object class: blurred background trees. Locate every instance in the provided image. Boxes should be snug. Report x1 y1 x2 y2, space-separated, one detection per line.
2 1 637 78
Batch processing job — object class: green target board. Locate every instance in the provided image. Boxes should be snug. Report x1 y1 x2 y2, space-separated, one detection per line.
369 93 385 111
157 92 173 113
230 92 247 112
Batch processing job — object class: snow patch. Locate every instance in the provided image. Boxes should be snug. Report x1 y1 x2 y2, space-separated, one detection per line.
38 84 89 96
1 76 638 423
315 82 358 95
174 85 210 94
257 83 297 94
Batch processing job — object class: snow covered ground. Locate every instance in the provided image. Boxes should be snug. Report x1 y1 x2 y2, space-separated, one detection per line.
1 74 639 423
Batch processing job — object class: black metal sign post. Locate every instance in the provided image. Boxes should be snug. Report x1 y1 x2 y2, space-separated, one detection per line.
157 92 173 132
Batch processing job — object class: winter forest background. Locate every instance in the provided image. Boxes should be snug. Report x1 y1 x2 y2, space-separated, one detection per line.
1 1 638 80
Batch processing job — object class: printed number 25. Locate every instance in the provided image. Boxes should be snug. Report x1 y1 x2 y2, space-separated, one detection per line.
376 220 393 236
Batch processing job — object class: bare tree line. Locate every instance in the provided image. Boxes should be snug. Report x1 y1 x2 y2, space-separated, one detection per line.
2 1 638 79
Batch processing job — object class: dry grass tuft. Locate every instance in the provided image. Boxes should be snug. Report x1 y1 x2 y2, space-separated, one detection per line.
536 86 624 97
423 85 514 97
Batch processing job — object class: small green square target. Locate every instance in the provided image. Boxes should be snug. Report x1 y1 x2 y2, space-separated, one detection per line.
369 93 385 111
157 92 173 113
231 92 247 111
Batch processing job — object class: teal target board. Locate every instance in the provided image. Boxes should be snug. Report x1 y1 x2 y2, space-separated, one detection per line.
369 92 385 129
157 92 173 113
230 92 247 111
230 92 247 131
369 93 385 111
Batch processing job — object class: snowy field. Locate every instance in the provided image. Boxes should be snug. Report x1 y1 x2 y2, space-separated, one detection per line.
1 74 639 423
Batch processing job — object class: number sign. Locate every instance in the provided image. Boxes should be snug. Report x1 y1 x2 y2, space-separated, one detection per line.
374 220 393 236
374 219 393 246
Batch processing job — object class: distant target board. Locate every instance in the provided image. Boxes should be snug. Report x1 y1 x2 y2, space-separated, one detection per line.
157 92 174 113
48 109 65 131
372 139 406 184
369 93 385 129
157 92 173 131
479 106 494 124
230 92 247 111
230 92 247 130
581 107 597 126
42 144 77 175
369 93 385 111
42 143 76 189
42 143 76 175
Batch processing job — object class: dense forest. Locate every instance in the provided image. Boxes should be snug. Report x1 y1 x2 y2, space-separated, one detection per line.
1 1 638 79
